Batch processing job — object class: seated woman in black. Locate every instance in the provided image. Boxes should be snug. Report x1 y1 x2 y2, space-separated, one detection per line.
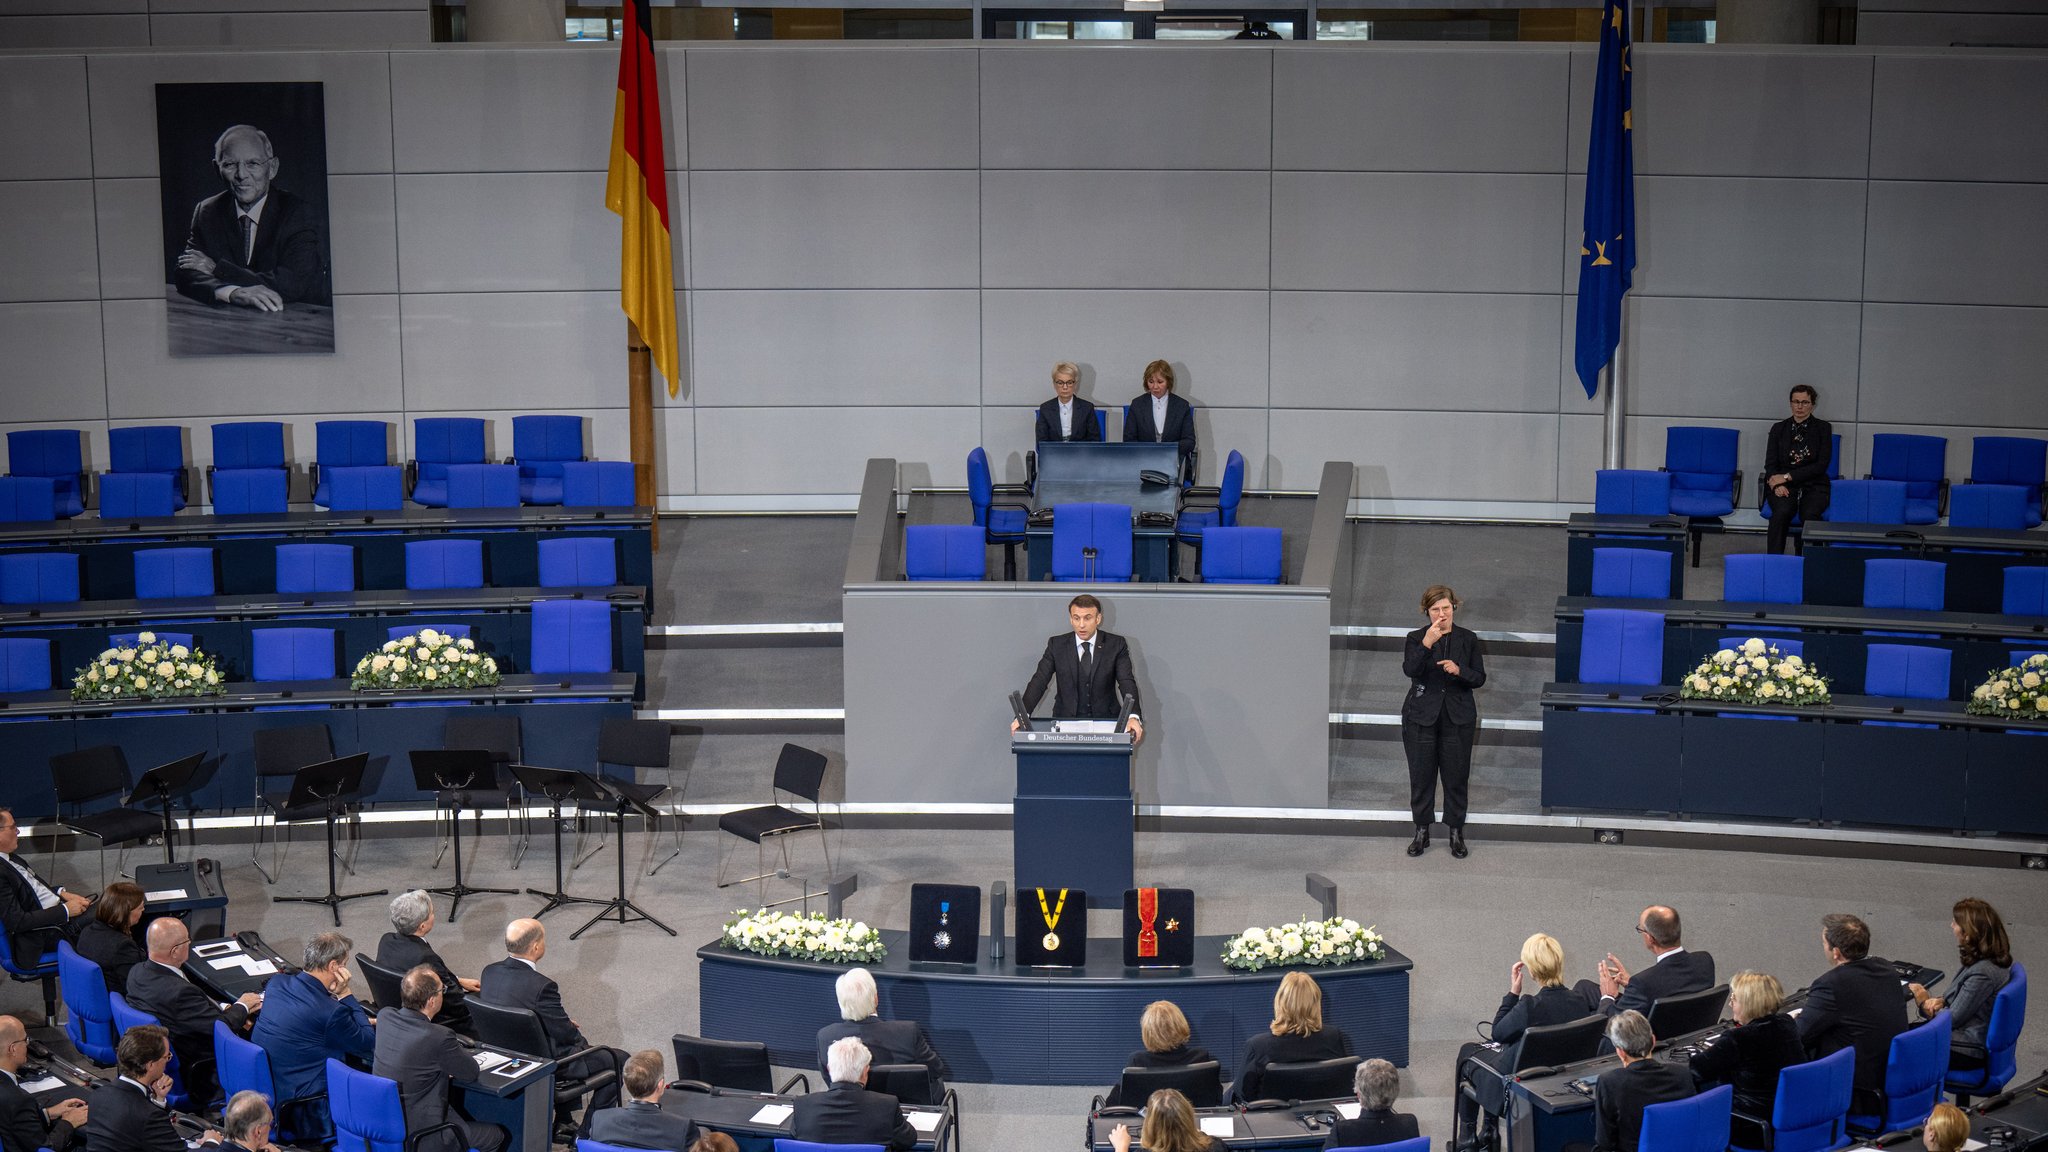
1910 897 2015 1072
72 881 147 993
1689 970 1804 1146
1233 971 1351 1102
1105 1000 1216 1107
1454 932 1596 1146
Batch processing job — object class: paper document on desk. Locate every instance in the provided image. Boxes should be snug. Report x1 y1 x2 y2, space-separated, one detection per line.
748 1104 793 1125
19 1076 64 1094
473 1051 512 1071
1198 1117 1236 1137
1962 1142 1987 1151
146 889 188 901
1052 720 1118 734
208 955 276 976
905 1111 942 1133
1335 1101 1361 1119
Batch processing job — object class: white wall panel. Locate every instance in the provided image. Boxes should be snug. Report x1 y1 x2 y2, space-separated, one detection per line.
146 11 428 46
1557 412 1603 503
695 407 980 494
686 48 971 170
1577 175 1868 301
0 181 99 303
1271 410 1559 501
1858 11 2048 46
980 290 1269 407
1622 296 1863 418
690 170 979 290
691 290 978 407
1871 56 2048 183
0 16 148 47
92 179 167 301
1860 303 2048 428
1189 407 1270 489
0 57 93 181
1274 48 1568 174
0 1 143 12
395 171 618 293
1271 291 1560 413
659 406 695 497
0 302 107 421
400 291 628 412
981 47 1271 171
327 173 398 295
982 171 1269 290
390 48 626 174
1273 172 1564 293
1865 181 2048 308
101 294 402 419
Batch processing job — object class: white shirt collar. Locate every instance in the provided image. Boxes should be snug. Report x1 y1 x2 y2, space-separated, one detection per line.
152 959 188 980
511 955 539 971
1651 945 1685 964
1075 633 1098 655
235 194 269 225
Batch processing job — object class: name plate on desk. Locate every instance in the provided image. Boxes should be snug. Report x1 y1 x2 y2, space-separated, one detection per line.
1013 730 1134 746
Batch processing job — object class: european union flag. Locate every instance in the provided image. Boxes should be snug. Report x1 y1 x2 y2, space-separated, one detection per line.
1574 0 1636 399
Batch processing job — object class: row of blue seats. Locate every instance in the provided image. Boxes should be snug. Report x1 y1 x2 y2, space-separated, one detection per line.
0 599 619 692
905 521 1282 584
0 538 621 606
1589 550 2048 616
0 418 637 520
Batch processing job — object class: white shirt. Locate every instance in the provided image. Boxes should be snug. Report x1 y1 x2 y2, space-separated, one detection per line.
0 854 60 911
213 194 269 302
1150 394 1169 440
510 955 540 971
1058 398 1074 438
1072 634 1139 721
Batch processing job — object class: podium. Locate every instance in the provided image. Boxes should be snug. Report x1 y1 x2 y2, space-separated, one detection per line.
1011 728 1134 910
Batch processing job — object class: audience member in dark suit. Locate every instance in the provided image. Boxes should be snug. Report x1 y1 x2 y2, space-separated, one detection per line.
791 1038 916 1151
1910 898 2016 1071
378 889 479 1038
1799 913 1909 1113
84 1025 222 1152
0 1015 84 1152
127 918 263 1109
1577 1012 1695 1152
1401 585 1489 859
1233 971 1352 1103
1762 385 1832 554
1106 1089 1219 1152
250 932 376 1137
588 1049 699 1150
1325 1059 1419 1151
815 967 949 1100
373 965 507 1152
478 918 625 1133
0 808 91 964
73 880 149 1003
1104 1000 1217 1108
1035 363 1102 443
173 125 328 309
219 1089 283 1152
1689 971 1805 1148
1575 905 1717 1018
1016 594 1144 738
1455 933 1598 1146
1123 359 1197 481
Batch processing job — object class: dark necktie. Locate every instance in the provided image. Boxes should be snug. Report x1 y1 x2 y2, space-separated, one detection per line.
1079 641 1095 710
240 215 255 263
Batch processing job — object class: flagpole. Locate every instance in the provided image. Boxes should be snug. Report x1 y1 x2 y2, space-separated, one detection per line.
1603 307 1627 470
627 320 660 551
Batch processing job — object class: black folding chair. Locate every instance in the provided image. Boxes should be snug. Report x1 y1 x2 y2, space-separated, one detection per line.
671 1033 806 1095
715 744 833 906
250 723 342 885
577 718 683 877
49 746 162 887
442 714 526 868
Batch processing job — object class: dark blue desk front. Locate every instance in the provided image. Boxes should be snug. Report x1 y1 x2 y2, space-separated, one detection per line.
1800 522 2048 613
1028 442 1182 582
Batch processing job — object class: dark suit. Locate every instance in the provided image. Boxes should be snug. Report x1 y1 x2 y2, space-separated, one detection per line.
1456 985 1595 1134
1022 630 1141 722
1762 415 1833 554
1400 625 1487 829
788 1080 915 1151
1689 1012 1803 1145
477 957 624 1125
1591 1059 1695 1152
0 854 74 963
174 186 329 307
0 1067 76 1152
1589 949 1718 1018
1232 1027 1351 1102
249 970 376 1134
1102 1042 1218 1108
378 931 476 1037
588 1099 699 1150
1798 956 1909 1109
1325 1108 1419 1151
373 1006 507 1152
84 1078 186 1152
127 960 250 1108
1035 398 1101 443
815 1018 949 1095
75 917 145 996
1123 392 1197 478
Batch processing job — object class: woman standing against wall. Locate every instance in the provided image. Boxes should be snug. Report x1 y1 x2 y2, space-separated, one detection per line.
1401 584 1487 858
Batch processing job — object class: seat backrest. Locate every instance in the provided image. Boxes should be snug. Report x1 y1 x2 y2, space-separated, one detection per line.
1118 1060 1223 1109
561 460 636 508
252 627 339 682
597 717 670 770
1337 1140 1429 1152
512 415 584 464
774 1141 886 1152
1514 1014 1608 1071
6 429 83 479
1971 437 2048 487
579 1141 651 1152
1578 609 1665 686
1201 526 1283 585
324 465 404 511
1772 1047 1855 1152
1864 643 1950 701
110 426 185 474
445 713 520 765
904 524 987 581
212 422 287 470
134 547 216 599
389 623 472 642
1877 1010 1949 1130
1638 1083 1732 1152
1862 558 1945 611
0 637 53 693
1218 449 1246 523
1591 547 1672 599
537 537 620 588
966 447 994 526
867 1063 936 1106
445 463 521 509
412 417 486 470
404 539 485 590
1723 554 1803 604
353 954 405 1014
2005 567 2048 617
1869 433 1948 493
316 421 390 468
1594 469 1673 516
253 723 336 778
467 999 553 1058
1824 479 1909 524
109 990 157 1034
1647 984 1728 1038
1051 502 1133 582
531 599 613 674
772 743 830 802
99 472 177 519
326 1058 407 1152
56 941 117 1063
1948 483 2030 530
1260 1055 1362 1101
672 1033 774 1093
215 1017 278 1104
1664 426 1740 480
1716 635 1805 659
212 468 289 515
0 552 79 605
0 476 56 522
49 744 130 807
1981 962 2027 1089
275 543 357 594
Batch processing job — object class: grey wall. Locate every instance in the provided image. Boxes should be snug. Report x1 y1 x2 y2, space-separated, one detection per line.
2 40 2045 516
0 1 429 49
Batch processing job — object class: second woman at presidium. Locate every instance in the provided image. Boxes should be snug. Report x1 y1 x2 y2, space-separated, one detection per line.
1401 584 1487 859
1104 1001 1217 1107
1233 971 1351 1102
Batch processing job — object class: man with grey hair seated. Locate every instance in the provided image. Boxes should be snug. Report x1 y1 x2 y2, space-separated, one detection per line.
1567 1010 1693 1152
813 967 949 1099
220 1090 279 1152
250 932 376 1139
1323 1058 1417 1150
377 890 479 1037
790 1038 915 1150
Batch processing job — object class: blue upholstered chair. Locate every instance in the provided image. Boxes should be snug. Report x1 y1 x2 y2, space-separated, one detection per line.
312 421 390 507
772 1142 886 1152
219 1019 326 1144
531 600 613 674
323 466 404 512
537 538 619 588
2005 567 2048 616
445 463 521 509
0 639 53 693
1178 448 1245 538
276 543 356 594
213 421 288 472
1847 1011 1950 1137
98 472 178 519
328 1058 477 1152
110 992 193 1109
109 425 189 510
1867 433 1947 524
1723 554 1802 604
561 460 636 508
405 540 485 590
579 1142 650 1152
1639 1084 1733 1152
210 422 291 512
1594 469 1672 515
386 624 471 642
1865 644 1949 701
1969 436 2046 527
1661 427 1741 518
1715 635 1804 659
1729 1047 1854 1152
904 525 986 581
6 429 86 518
1754 433 1844 539
967 447 1029 581
1590 547 1672 599
212 467 289 515
1946 962 2027 1103
1050 503 1134 583
0 552 79 605
1823 480 1909 524
1331 1141 1428 1152
134 548 216 599
511 415 585 506
1862 559 1945 612
1946 483 2031 530
1578 609 1664 685
0 476 57 522
409 417 487 509
110 631 194 650
252 628 339 682
56 941 117 1065
1200 526 1283 585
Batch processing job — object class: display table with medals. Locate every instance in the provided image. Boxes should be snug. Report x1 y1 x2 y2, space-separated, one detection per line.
1012 728 1135 909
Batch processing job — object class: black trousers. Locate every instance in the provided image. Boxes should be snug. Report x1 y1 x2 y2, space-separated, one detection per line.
1765 482 1830 554
1404 712 1474 829
1452 1041 1513 1139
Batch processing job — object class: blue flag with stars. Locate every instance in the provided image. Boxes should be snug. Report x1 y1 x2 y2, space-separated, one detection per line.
1574 0 1635 399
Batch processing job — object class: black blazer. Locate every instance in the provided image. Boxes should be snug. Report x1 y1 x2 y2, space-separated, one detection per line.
1493 984 1597 1058
0 855 70 962
1763 417 1833 490
174 186 329 307
1022 630 1141 721
816 1018 950 1086
1123 392 1197 466
789 1080 916 1151
377 931 474 1033
588 1099 699 1150
1325 1108 1420 1150
0 1068 74 1152
1036 398 1102 443
478 957 583 1055
1604 950 1717 1017
1593 1059 1695 1152
74 918 145 996
1400 626 1487 727
84 1078 186 1152
1689 1012 1804 1122
371 1007 477 1152
1798 956 1909 1098
127 959 250 1055
1232 1027 1351 1102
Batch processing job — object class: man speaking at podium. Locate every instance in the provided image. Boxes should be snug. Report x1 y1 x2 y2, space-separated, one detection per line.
1012 594 1144 742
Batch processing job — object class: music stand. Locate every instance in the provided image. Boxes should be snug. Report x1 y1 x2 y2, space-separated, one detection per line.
409 750 516 922
570 780 676 941
125 752 205 864
271 754 386 926
507 764 609 920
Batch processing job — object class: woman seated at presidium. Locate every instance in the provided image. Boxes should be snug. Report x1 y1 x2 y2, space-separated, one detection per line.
1125 359 1198 481
1686 971 1805 1146
1234 971 1351 1102
1036 362 1102 443
1104 1000 1217 1107
1909 897 2015 1071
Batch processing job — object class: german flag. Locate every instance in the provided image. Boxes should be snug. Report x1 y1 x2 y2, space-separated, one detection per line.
605 0 679 395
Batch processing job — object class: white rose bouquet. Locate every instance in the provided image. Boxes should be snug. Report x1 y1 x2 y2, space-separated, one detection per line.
71 633 225 701
351 629 499 690
1221 916 1385 972
721 908 885 964
1967 652 2048 718
1677 637 1831 707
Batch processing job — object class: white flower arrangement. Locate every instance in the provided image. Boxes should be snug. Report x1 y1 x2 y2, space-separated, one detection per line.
1968 652 2048 718
720 908 885 964
350 629 498 691
1677 637 1831 707
1221 916 1385 972
71 633 224 701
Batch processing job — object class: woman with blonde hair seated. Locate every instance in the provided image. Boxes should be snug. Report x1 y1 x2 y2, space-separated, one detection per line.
1233 971 1352 1102
1922 1103 1969 1152
1688 971 1804 1147
1107 1088 1219 1152
1105 1000 1217 1107
1454 933 1597 1147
